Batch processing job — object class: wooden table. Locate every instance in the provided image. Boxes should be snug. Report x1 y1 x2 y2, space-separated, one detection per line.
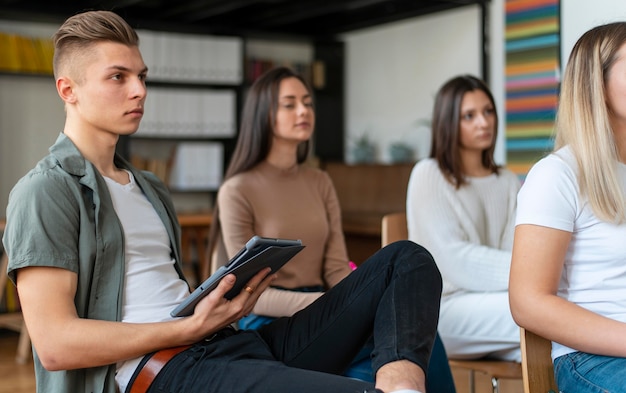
0 218 31 364
0 212 213 289
177 213 212 287
323 162 414 265
0 213 213 363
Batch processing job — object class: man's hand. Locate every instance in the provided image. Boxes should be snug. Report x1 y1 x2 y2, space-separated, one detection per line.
184 267 276 341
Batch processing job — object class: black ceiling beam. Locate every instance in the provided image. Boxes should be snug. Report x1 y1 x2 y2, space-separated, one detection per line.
0 0 487 38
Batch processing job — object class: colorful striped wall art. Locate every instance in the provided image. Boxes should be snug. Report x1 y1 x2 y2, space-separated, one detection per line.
505 0 560 180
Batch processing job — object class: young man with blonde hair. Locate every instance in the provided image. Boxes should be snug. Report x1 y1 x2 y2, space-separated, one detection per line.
3 10 442 393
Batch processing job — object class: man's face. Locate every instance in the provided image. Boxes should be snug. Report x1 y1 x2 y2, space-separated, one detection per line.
69 41 148 138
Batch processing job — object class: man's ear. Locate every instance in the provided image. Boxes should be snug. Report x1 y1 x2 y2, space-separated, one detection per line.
56 76 77 104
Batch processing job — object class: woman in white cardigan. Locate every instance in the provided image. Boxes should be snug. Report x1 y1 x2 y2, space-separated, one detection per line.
406 75 521 361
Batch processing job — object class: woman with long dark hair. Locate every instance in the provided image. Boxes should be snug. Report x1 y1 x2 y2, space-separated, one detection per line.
407 75 521 361
208 66 455 391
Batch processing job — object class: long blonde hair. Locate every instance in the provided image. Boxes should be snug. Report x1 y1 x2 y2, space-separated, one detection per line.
555 22 626 223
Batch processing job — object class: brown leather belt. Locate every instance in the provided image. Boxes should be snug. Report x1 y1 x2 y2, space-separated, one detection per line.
129 345 192 393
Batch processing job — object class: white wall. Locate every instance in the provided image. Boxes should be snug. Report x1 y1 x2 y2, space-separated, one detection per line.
561 0 626 68
489 0 506 166
0 18 65 214
342 5 483 163
0 76 64 214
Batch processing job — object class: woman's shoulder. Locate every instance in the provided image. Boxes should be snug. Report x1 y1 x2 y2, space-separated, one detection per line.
413 157 438 170
497 166 522 185
528 147 578 179
219 170 258 196
304 165 338 194
220 172 245 187
548 147 577 169
303 164 331 181
521 148 579 197
410 158 445 182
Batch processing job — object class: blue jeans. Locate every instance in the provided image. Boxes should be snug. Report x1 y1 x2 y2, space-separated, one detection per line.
554 351 626 392
127 241 442 393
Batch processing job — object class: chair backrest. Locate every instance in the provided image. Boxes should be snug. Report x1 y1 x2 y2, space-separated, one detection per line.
520 327 558 393
381 212 408 247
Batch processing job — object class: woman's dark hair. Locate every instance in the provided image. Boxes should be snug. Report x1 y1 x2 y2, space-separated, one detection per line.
224 66 311 178
430 74 499 188
205 66 313 275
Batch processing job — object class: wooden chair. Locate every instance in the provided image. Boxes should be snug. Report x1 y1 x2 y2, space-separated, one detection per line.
381 212 523 393
177 212 212 287
448 359 522 393
381 212 409 248
0 219 31 364
520 327 558 393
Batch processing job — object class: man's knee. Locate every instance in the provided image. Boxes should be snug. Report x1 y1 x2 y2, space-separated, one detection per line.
386 241 440 277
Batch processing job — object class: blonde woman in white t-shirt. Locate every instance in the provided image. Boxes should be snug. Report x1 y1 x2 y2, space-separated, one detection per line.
406 75 521 361
510 22 626 392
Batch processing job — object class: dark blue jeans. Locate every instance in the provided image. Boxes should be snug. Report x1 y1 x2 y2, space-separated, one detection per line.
129 241 442 393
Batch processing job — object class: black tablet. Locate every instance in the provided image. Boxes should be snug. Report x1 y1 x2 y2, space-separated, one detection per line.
171 235 304 317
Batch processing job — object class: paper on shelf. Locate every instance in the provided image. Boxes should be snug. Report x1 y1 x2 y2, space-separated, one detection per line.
168 142 223 191
138 87 236 138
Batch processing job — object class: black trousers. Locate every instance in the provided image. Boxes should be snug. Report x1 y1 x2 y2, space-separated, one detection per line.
132 240 442 393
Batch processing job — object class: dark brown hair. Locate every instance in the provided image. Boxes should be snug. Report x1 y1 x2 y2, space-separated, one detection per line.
206 66 313 274
223 66 311 178
430 74 499 188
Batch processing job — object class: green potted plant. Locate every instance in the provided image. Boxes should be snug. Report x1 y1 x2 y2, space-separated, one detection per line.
351 133 376 164
388 141 414 163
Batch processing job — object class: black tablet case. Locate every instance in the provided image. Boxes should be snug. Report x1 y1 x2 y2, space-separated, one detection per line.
171 236 304 317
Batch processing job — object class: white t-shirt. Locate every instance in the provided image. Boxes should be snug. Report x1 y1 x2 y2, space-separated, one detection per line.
104 171 190 392
516 147 626 360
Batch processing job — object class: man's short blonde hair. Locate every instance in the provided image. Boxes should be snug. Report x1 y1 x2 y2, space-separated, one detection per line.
52 10 139 80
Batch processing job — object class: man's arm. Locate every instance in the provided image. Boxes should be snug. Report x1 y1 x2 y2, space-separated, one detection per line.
17 265 275 371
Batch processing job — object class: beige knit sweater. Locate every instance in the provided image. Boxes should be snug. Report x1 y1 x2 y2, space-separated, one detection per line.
217 161 352 317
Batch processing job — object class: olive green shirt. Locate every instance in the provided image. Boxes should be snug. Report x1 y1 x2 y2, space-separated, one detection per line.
2 133 184 393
